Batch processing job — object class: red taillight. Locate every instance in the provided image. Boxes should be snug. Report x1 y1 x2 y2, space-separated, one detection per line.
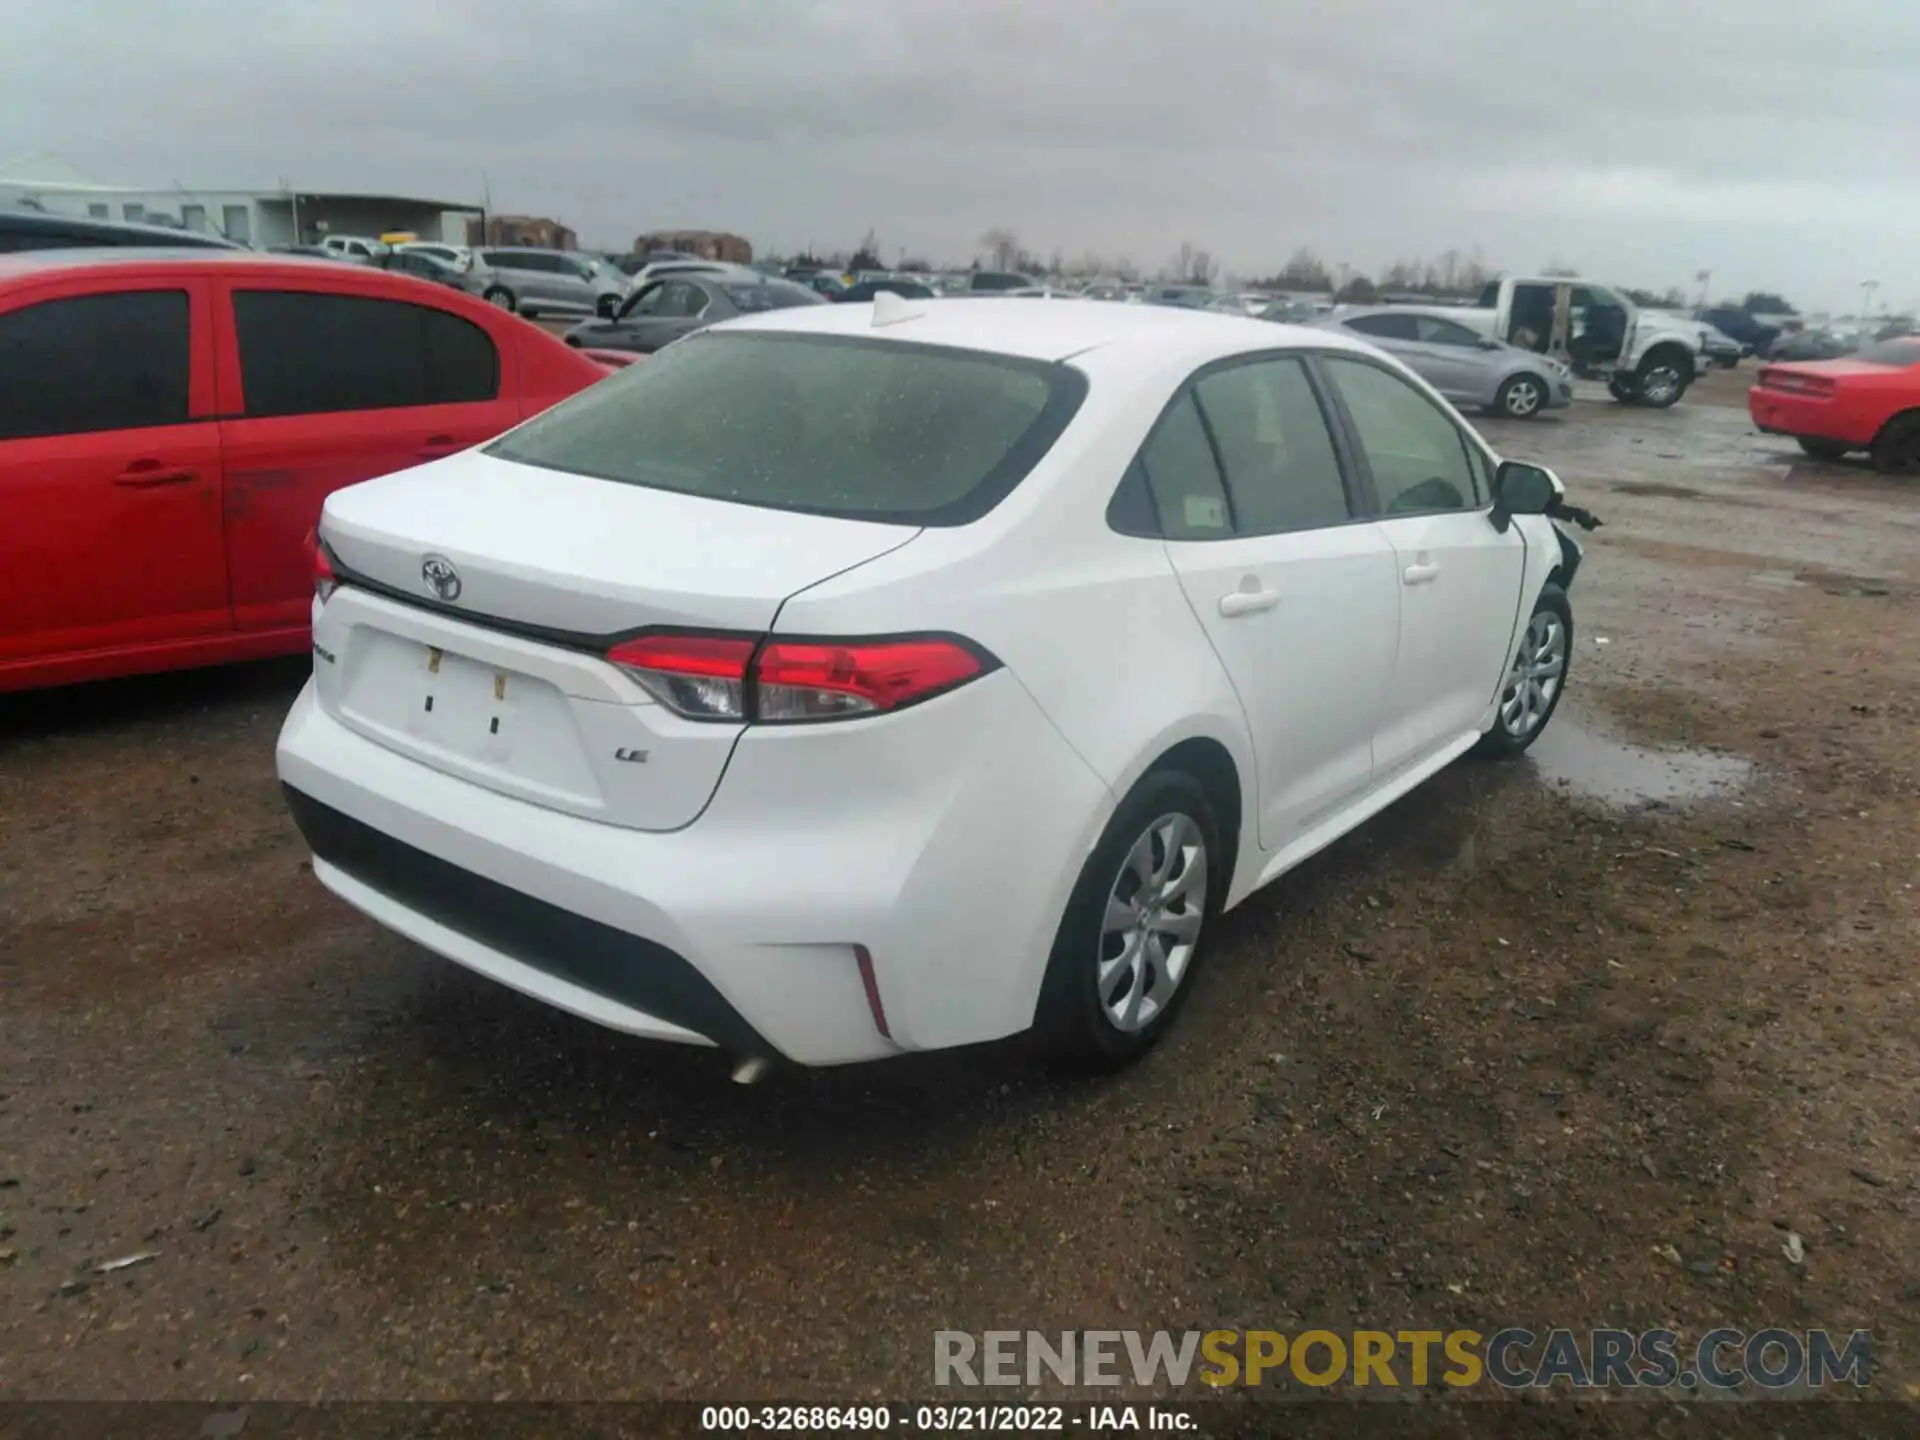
308 528 338 604
605 632 991 723
1759 367 1836 398
755 638 985 721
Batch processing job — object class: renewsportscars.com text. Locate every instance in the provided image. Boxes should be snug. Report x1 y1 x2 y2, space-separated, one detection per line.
934 1327 1871 1393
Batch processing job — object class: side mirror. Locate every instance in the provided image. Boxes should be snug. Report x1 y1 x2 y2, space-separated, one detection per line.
1489 460 1564 533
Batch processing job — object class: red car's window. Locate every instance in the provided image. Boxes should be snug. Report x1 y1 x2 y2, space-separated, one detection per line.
231 290 499 418
0 290 190 440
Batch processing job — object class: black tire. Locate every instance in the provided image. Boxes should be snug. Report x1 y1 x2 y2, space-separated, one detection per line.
1036 769 1223 1071
1474 583 1573 759
1716 355 1739 371
1634 349 1692 409
482 286 517 314
1490 373 1550 420
1870 413 1920 476
1797 437 1849 461
1608 376 1638 404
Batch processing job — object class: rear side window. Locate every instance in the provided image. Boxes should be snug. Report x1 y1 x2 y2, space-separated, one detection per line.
719 282 824 313
1192 358 1351 534
0 290 190 440
487 332 1085 526
1137 396 1232 540
232 291 499 417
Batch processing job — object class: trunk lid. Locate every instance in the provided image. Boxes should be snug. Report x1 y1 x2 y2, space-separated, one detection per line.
313 450 919 831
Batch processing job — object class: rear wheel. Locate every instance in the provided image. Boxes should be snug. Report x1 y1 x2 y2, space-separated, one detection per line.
1037 771 1221 1070
1475 584 1572 758
483 286 516 313
1870 414 1920 475
1797 437 1849 461
1491 374 1549 419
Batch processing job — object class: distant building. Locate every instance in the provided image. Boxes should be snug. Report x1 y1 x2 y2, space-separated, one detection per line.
470 214 577 250
0 154 480 248
632 230 752 264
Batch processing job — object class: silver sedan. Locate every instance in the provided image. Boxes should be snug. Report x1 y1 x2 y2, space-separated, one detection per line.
1314 306 1573 419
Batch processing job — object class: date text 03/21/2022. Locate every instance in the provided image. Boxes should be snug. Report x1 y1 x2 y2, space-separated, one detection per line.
699 1404 1194 1432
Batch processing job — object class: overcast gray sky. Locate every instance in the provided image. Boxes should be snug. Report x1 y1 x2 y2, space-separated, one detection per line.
7 0 1919 310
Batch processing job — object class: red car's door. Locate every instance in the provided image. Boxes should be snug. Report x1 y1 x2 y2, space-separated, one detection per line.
212 279 521 633
0 276 229 675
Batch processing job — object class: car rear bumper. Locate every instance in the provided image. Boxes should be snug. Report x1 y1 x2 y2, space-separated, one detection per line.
1747 390 1863 445
276 673 1112 1067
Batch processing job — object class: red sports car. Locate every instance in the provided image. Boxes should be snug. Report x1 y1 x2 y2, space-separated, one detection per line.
1748 336 1920 473
0 249 613 692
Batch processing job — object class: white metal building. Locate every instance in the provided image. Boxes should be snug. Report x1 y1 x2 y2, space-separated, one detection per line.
0 155 481 249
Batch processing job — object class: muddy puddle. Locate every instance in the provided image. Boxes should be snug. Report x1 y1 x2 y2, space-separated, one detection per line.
1526 719 1752 808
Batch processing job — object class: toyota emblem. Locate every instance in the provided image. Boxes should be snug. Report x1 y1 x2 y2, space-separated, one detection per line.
421 554 462 602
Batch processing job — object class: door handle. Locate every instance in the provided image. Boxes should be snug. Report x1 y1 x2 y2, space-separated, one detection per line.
113 463 197 488
1219 588 1282 617
1403 562 1441 586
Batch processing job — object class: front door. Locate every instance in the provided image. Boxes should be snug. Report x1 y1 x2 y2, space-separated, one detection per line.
0 281 229 673
1315 354 1527 779
1148 355 1401 848
215 283 520 633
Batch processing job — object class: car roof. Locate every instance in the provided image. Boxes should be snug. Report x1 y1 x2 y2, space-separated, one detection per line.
0 247 360 281
717 295 1381 365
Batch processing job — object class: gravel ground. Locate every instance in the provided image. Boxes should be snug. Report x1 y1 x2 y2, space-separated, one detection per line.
3 363 1917 1427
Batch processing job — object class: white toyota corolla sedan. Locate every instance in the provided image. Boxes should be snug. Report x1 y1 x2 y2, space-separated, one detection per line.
277 295 1588 1076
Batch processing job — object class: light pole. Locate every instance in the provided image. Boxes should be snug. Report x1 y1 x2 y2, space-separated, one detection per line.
1861 280 1879 324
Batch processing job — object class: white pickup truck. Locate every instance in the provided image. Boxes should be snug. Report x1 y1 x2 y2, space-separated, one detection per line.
1457 278 1708 408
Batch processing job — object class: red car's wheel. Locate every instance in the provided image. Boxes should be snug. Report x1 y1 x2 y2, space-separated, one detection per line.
1871 414 1920 476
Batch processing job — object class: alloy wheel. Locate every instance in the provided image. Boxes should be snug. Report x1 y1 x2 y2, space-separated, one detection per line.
1097 813 1207 1034
1640 365 1682 405
1504 379 1544 417
1499 610 1568 738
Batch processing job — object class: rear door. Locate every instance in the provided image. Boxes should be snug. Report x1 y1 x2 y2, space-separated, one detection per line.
1151 354 1401 849
213 282 520 632
0 278 229 672
1315 354 1525 780
1343 312 1450 390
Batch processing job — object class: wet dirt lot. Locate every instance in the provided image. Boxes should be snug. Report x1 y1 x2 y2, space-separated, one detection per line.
3 363 1917 1426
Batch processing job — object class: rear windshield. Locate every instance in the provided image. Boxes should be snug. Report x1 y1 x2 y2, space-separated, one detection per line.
487 332 1087 525
1856 339 1920 367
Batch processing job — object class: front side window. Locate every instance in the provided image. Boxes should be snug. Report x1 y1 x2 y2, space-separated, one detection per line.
655 282 709 319
1191 358 1351 535
1414 315 1484 348
1346 313 1418 341
1321 356 1480 515
488 332 1083 526
232 291 498 417
0 290 190 440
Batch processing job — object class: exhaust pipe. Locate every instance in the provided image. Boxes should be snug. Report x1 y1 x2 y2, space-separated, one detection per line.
730 1056 772 1086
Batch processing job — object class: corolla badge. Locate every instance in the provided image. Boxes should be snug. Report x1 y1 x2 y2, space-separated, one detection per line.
421 554 462 602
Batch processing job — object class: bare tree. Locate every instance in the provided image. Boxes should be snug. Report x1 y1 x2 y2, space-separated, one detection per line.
1438 249 1462 291
1382 258 1423 290
848 227 882 272
979 227 1021 271
1334 274 1378 305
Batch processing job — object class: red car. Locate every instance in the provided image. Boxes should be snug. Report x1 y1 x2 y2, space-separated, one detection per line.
0 249 610 692
1748 336 1920 473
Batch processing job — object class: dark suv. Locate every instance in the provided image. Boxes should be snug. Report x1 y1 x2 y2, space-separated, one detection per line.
1696 306 1781 357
